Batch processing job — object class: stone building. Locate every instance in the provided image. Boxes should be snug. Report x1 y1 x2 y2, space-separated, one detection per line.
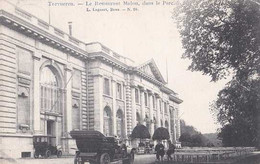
0 0 183 158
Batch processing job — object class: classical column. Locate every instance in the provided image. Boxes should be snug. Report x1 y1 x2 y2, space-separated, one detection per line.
131 86 136 129
112 79 117 135
140 87 145 124
172 108 177 142
167 102 171 139
162 101 165 127
155 94 161 127
123 82 128 138
33 52 41 134
176 108 181 139
98 75 104 133
149 91 154 135
65 64 73 135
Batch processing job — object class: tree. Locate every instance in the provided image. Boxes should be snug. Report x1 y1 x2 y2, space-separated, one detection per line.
152 127 170 140
130 124 150 143
174 0 260 82
179 120 213 147
212 78 260 146
174 0 260 147
180 120 198 135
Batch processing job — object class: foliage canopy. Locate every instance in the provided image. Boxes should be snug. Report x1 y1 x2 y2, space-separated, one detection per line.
174 0 260 146
174 0 260 82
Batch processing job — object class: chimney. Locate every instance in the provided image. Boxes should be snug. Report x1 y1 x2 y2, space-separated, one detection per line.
68 22 72 36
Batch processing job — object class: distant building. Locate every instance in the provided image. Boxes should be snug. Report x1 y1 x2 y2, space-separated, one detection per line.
0 0 183 158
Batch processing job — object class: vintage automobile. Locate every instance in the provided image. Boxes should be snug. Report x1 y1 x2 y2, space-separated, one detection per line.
70 130 135 164
33 135 62 158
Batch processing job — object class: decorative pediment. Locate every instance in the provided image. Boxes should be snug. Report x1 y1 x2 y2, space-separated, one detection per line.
136 59 166 84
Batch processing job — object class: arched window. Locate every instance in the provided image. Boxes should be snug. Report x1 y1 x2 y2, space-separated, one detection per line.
116 109 124 137
104 106 112 136
145 114 150 132
136 112 141 125
40 66 62 113
170 107 174 134
153 117 157 131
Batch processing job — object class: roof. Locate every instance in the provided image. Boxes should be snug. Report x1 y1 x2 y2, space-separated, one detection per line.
135 59 166 84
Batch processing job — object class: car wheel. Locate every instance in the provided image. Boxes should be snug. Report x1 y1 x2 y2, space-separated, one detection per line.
45 150 51 158
34 152 39 158
99 153 110 164
57 150 62 158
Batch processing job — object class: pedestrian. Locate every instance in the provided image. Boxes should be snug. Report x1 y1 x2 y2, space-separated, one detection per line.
155 140 165 161
166 140 175 161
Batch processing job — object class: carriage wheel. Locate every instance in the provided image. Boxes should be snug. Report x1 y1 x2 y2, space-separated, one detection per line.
45 150 51 158
34 152 39 158
99 153 110 164
57 150 62 158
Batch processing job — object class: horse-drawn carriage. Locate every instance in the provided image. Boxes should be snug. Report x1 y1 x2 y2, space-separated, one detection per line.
70 130 135 164
33 135 62 158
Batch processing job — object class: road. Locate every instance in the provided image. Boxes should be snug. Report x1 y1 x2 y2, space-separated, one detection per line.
0 154 156 164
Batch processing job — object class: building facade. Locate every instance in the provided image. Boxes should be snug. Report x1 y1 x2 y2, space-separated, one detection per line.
0 1 183 158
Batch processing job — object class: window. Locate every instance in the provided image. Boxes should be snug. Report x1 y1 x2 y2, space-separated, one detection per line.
136 112 141 125
18 92 30 126
135 88 139 104
159 100 162 113
72 99 80 130
104 106 112 136
144 92 148 107
40 66 62 113
152 96 155 109
116 83 122 99
165 121 169 131
103 78 110 95
116 110 123 137
170 107 174 133
72 69 81 89
164 102 167 114
153 117 157 130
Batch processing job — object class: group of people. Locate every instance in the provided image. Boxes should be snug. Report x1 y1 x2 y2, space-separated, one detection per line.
155 140 176 161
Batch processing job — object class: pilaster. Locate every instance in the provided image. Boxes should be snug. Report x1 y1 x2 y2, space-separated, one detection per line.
156 96 161 127
149 92 154 135
162 100 165 127
131 86 136 129
112 79 117 135
33 52 41 134
65 64 72 135
173 108 177 142
140 87 145 124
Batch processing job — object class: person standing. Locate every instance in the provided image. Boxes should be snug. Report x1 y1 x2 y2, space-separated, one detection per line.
166 140 175 161
155 140 165 161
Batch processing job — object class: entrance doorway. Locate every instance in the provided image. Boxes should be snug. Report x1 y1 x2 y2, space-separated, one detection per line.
47 120 56 146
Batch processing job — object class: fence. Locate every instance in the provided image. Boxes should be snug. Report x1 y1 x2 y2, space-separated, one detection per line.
171 147 257 163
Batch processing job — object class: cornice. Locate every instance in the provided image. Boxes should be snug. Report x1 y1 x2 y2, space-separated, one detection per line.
0 10 88 61
169 94 183 104
89 52 129 72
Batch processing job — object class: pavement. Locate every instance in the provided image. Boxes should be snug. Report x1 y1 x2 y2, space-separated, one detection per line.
1 152 260 164
0 154 156 164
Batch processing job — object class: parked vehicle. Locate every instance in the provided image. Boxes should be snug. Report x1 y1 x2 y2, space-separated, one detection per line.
70 130 135 164
33 135 62 158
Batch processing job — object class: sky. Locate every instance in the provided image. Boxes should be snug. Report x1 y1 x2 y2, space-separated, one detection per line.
13 0 230 133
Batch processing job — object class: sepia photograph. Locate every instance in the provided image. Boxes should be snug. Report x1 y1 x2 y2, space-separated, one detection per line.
0 0 259 163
